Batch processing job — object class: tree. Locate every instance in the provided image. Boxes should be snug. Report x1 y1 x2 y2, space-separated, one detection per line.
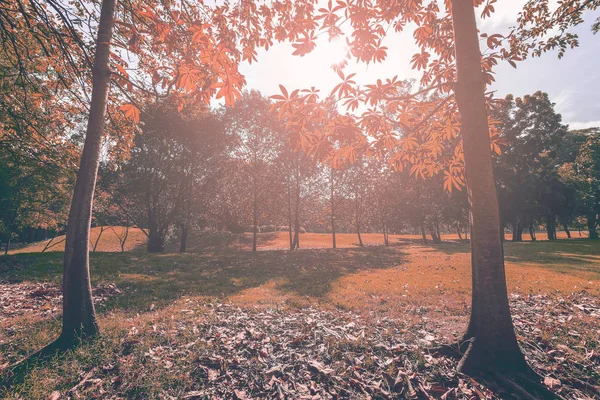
270 0 575 393
494 92 568 241
575 132 600 239
5 0 282 348
124 99 226 253
223 91 281 251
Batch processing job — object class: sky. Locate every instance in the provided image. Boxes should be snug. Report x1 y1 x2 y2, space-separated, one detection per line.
239 0 600 130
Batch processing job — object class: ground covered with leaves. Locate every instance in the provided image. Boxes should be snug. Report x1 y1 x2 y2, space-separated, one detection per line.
1 285 599 399
1 237 599 399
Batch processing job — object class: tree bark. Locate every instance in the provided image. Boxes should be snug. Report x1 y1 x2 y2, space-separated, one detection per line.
287 177 293 250
252 177 258 252
59 0 116 345
587 213 598 239
148 231 166 253
511 220 523 242
330 168 336 249
563 224 571 239
383 223 389 246
121 225 129 252
147 213 166 253
546 215 556 240
292 166 300 249
179 224 189 253
529 225 537 241
451 0 531 377
457 222 463 242
356 221 363 247
420 223 428 244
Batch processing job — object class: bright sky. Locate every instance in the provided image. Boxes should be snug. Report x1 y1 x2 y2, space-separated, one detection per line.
240 1 600 130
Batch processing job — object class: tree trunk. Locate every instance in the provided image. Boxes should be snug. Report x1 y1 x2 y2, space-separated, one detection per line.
293 168 300 249
252 181 258 252
546 215 556 240
420 223 428 244
563 224 571 239
148 233 165 253
92 226 105 252
179 224 189 253
451 0 533 378
356 221 363 247
456 222 463 242
429 228 442 244
42 231 59 253
287 178 293 250
588 213 598 239
4 235 10 256
330 168 336 249
511 220 523 242
121 225 129 252
59 0 116 345
383 223 389 246
529 225 536 241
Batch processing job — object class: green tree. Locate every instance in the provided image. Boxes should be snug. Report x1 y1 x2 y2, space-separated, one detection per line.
575 132 600 239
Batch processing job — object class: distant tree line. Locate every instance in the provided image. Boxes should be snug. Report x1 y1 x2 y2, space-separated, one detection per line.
2 90 599 254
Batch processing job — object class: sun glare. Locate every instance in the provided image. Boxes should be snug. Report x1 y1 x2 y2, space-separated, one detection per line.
316 37 348 70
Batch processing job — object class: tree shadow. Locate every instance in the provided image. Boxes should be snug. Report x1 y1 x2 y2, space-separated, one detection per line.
166 231 282 253
418 238 600 278
100 246 407 312
0 245 407 315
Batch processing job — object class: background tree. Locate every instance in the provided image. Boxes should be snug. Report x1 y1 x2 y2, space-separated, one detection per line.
575 132 600 239
125 98 226 253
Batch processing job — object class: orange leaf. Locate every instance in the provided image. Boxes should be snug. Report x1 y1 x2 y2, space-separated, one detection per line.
119 103 140 123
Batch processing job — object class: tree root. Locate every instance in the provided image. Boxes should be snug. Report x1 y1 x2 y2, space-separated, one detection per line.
0 334 91 393
429 340 563 400
478 370 563 400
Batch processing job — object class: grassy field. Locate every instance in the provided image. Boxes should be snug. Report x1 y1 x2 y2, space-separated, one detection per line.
8 226 583 255
1 230 599 398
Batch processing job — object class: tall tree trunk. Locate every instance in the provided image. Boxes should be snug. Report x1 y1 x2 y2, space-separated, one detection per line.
293 167 300 249
546 215 556 240
588 213 598 239
252 179 258 252
59 0 116 345
451 0 535 380
179 223 189 253
420 223 428 244
563 224 571 239
330 168 336 249
287 177 293 250
383 222 389 246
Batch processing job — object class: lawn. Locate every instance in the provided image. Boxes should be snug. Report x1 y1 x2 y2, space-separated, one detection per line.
1 231 599 399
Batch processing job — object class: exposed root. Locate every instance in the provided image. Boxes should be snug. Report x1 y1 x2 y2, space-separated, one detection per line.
0 334 94 392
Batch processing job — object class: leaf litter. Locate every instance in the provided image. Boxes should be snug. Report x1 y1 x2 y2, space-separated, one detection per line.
0 283 599 399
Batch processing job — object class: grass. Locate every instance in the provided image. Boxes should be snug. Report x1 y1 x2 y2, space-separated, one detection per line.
8 226 148 254
1 230 599 398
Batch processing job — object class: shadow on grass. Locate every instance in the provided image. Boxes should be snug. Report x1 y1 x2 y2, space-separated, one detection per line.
0 246 407 314
417 238 600 278
165 231 281 253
